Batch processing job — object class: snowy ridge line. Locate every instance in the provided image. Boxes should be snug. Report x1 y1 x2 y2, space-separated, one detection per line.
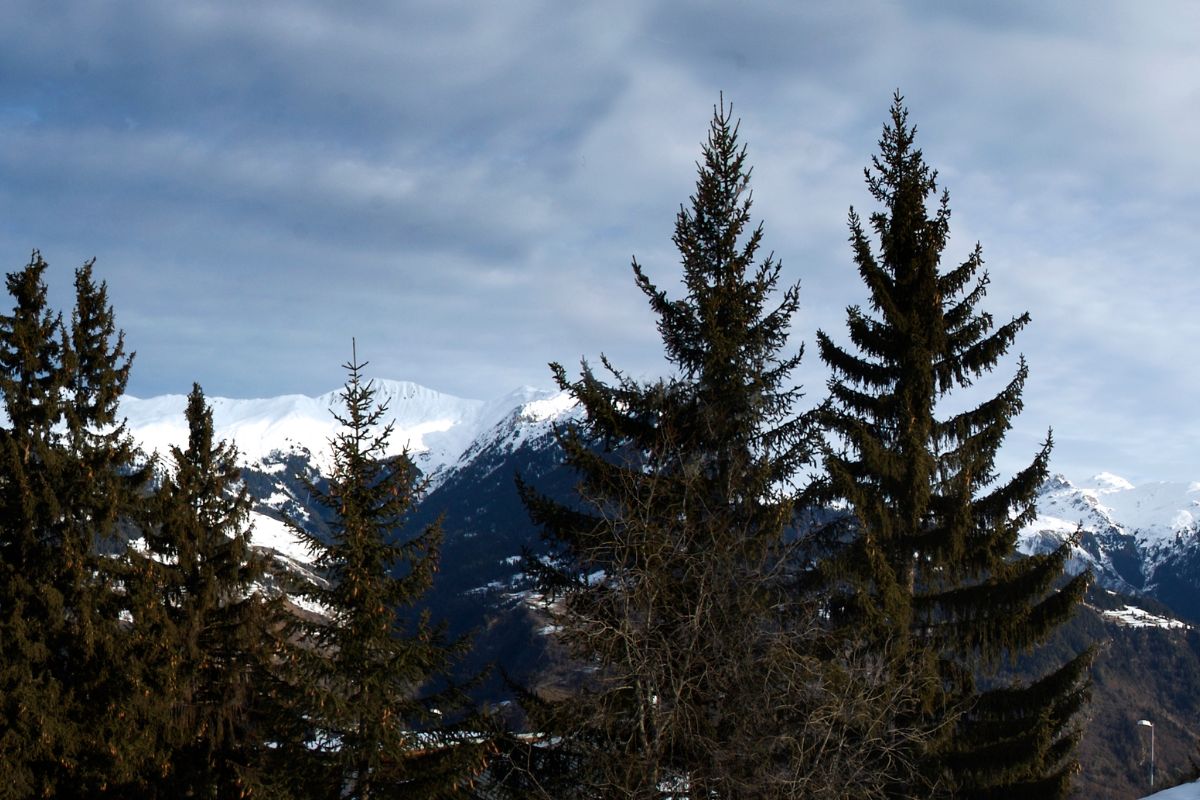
1025 472 1200 549
119 379 577 481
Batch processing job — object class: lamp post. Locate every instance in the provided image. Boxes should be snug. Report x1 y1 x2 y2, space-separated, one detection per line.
1138 719 1154 790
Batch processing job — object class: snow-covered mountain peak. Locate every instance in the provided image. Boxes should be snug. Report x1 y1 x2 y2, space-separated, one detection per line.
1029 474 1200 547
1083 472 1135 494
1020 471 1200 604
123 380 494 475
120 379 586 491
1091 480 1200 547
474 385 558 423
518 390 578 423
320 379 483 422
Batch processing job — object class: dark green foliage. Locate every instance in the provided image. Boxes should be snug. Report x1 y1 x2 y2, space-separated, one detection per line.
515 102 899 798
127 384 284 797
281 349 486 799
0 253 153 796
816 95 1090 798
59 260 159 793
0 251 70 797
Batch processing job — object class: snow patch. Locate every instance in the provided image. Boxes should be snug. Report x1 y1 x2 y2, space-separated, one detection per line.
249 511 312 565
1141 779 1200 799
1102 605 1188 630
521 391 577 422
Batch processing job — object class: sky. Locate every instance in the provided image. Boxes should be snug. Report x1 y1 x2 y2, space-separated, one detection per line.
0 1 1197 483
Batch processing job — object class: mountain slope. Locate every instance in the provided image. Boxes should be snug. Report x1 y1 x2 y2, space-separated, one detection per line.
1021 473 1200 621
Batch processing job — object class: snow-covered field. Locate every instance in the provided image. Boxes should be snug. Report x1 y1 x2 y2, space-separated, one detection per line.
1102 605 1190 630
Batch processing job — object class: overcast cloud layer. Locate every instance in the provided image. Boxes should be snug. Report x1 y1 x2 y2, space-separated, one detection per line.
0 1 1197 483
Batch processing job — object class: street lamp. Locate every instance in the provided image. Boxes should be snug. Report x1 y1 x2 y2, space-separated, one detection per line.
1138 719 1154 790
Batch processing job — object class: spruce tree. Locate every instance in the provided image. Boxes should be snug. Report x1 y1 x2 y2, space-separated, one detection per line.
60 260 158 793
816 95 1091 799
0 253 153 795
281 348 484 799
128 384 282 797
516 102 847 798
0 251 73 797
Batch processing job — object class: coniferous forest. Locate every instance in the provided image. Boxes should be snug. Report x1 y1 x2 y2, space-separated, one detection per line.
1 96 1111 798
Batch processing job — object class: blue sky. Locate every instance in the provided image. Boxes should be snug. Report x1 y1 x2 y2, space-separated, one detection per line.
0 1 1197 482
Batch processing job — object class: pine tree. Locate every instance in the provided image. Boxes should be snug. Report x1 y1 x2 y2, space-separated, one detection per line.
816 95 1091 799
128 384 283 797
0 251 73 797
60 259 158 794
515 101 863 798
281 348 485 799
0 253 153 795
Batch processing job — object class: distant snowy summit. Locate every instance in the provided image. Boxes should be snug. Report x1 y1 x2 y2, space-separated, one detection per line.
120 379 578 482
1026 472 1200 550
120 380 583 570
1021 472 1200 613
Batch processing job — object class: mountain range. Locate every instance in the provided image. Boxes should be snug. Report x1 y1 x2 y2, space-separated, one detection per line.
121 378 1200 626
121 379 1200 799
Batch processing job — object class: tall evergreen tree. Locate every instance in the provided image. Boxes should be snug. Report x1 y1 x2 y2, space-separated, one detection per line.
128 384 283 797
816 95 1091 799
281 348 485 799
0 251 73 797
513 102 897 798
60 259 158 794
0 253 153 795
